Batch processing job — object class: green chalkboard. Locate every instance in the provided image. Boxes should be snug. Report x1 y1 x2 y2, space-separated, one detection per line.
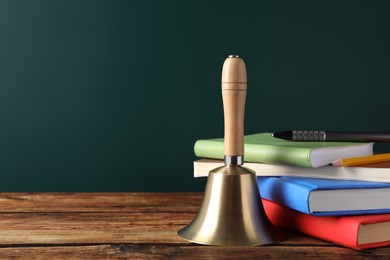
0 1 389 191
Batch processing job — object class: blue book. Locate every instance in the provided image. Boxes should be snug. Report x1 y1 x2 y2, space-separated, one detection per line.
258 177 390 216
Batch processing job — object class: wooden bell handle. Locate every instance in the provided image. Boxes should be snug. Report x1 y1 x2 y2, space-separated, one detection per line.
221 55 247 159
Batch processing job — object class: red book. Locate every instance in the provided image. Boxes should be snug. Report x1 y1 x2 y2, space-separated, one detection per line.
263 199 390 250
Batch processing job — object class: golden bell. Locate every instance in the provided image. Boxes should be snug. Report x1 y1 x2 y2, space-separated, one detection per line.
179 55 286 246
178 165 286 246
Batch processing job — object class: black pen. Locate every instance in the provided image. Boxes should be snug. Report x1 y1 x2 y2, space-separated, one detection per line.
272 130 390 142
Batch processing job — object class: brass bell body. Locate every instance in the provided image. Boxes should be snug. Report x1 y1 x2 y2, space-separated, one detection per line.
178 165 286 245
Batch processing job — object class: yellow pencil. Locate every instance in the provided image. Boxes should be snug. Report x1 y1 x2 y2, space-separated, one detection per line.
332 153 390 167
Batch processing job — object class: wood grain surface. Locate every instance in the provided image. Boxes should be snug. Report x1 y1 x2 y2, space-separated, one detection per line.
0 192 388 259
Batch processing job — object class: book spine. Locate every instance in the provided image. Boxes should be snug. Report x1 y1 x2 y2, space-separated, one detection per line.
194 140 312 167
258 177 312 215
194 139 224 160
245 143 313 167
263 199 361 250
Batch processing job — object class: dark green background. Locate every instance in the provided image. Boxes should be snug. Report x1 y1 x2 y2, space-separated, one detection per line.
0 1 389 191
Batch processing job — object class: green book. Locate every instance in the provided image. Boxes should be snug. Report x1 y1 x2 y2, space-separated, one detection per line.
194 133 374 168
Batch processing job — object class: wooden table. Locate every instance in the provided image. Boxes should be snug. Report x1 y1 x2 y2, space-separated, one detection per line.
0 193 389 259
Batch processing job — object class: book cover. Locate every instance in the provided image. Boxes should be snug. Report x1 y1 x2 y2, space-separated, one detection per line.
263 198 390 250
193 159 390 183
194 133 373 167
258 177 390 216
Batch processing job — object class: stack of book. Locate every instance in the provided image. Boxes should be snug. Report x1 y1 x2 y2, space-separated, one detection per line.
193 133 390 250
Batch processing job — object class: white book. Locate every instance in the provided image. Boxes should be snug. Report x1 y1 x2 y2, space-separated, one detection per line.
194 159 390 183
